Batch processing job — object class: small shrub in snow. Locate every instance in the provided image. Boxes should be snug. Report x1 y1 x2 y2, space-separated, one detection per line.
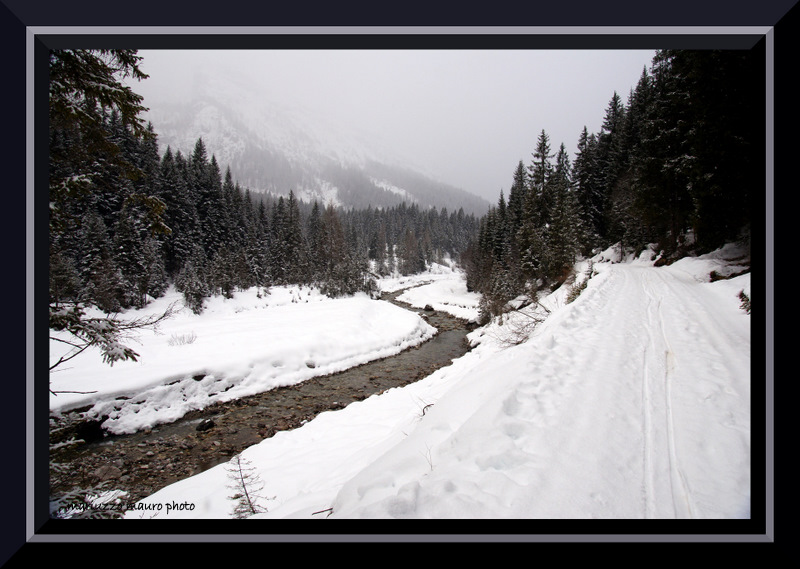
566 278 588 304
168 331 198 346
738 290 751 314
491 303 551 347
566 263 593 304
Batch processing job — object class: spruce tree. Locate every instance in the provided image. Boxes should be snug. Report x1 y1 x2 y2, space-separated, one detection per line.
77 209 125 312
48 49 176 380
517 130 553 286
572 126 602 251
269 196 289 284
593 92 628 244
284 191 307 283
157 148 201 276
506 160 528 238
634 51 695 254
661 49 760 251
528 129 553 212
175 245 209 314
49 50 151 236
543 143 582 283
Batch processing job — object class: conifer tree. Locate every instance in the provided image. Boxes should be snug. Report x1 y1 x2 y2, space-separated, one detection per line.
77 209 125 313
157 148 201 276
374 222 389 275
305 200 325 282
112 207 148 307
241 190 270 290
284 191 307 283
633 52 695 254
592 92 628 243
528 130 553 210
175 245 209 314
49 50 151 236
199 155 228 258
543 143 582 282
572 126 602 251
657 49 760 251
49 247 81 308
225 454 268 519
268 196 289 284
506 160 528 238
517 130 554 286
48 49 177 381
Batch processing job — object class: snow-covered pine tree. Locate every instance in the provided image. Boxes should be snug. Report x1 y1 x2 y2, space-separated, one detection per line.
269 196 289 284
516 130 554 286
284 191 308 283
506 160 528 239
76 209 125 313
572 126 602 253
175 245 209 314
543 143 582 283
208 245 236 299
157 148 201 276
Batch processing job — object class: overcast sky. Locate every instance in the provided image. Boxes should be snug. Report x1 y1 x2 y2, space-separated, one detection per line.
131 49 656 204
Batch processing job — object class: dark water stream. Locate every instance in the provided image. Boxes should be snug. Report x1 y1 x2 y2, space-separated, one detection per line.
49 287 475 510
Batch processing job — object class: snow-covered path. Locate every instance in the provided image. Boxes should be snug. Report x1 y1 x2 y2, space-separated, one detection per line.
467 262 751 519
120 248 751 519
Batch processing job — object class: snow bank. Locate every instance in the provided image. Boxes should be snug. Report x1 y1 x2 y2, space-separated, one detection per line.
112 248 752 519
396 278 481 322
377 260 460 293
50 285 436 434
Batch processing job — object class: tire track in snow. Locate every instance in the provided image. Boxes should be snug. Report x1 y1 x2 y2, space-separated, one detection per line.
641 288 656 519
641 270 695 519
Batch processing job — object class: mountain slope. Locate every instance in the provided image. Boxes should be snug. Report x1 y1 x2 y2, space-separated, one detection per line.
140 72 490 215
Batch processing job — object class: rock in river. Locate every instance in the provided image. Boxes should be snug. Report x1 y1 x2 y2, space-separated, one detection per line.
196 418 215 432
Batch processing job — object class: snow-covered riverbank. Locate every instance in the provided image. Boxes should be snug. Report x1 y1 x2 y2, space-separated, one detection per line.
49 283 440 435
106 244 752 520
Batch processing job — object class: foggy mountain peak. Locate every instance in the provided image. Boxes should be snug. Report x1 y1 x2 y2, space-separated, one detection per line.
138 66 489 214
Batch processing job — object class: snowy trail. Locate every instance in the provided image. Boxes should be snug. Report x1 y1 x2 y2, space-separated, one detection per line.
486 262 749 519
329 260 750 519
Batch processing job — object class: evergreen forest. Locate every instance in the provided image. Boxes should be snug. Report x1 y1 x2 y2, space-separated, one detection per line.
48 50 480 324
462 48 762 322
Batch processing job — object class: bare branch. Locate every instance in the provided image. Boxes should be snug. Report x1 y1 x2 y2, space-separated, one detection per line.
488 301 552 347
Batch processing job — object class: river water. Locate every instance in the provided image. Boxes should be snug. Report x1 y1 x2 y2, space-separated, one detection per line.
49 287 475 510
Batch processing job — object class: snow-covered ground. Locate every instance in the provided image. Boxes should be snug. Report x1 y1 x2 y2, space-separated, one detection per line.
53 246 753 520
49 284 437 435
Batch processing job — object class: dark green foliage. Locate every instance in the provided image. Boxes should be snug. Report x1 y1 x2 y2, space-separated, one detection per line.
543 144 583 284
738 290 751 314
175 245 209 314
464 48 759 320
55 120 476 315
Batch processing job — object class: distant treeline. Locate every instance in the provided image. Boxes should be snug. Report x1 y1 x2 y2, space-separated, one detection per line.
463 48 762 321
151 96 491 217
50 122 479 314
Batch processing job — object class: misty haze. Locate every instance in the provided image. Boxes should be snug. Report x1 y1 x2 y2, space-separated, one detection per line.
128 49 657 210
48 46 760 523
